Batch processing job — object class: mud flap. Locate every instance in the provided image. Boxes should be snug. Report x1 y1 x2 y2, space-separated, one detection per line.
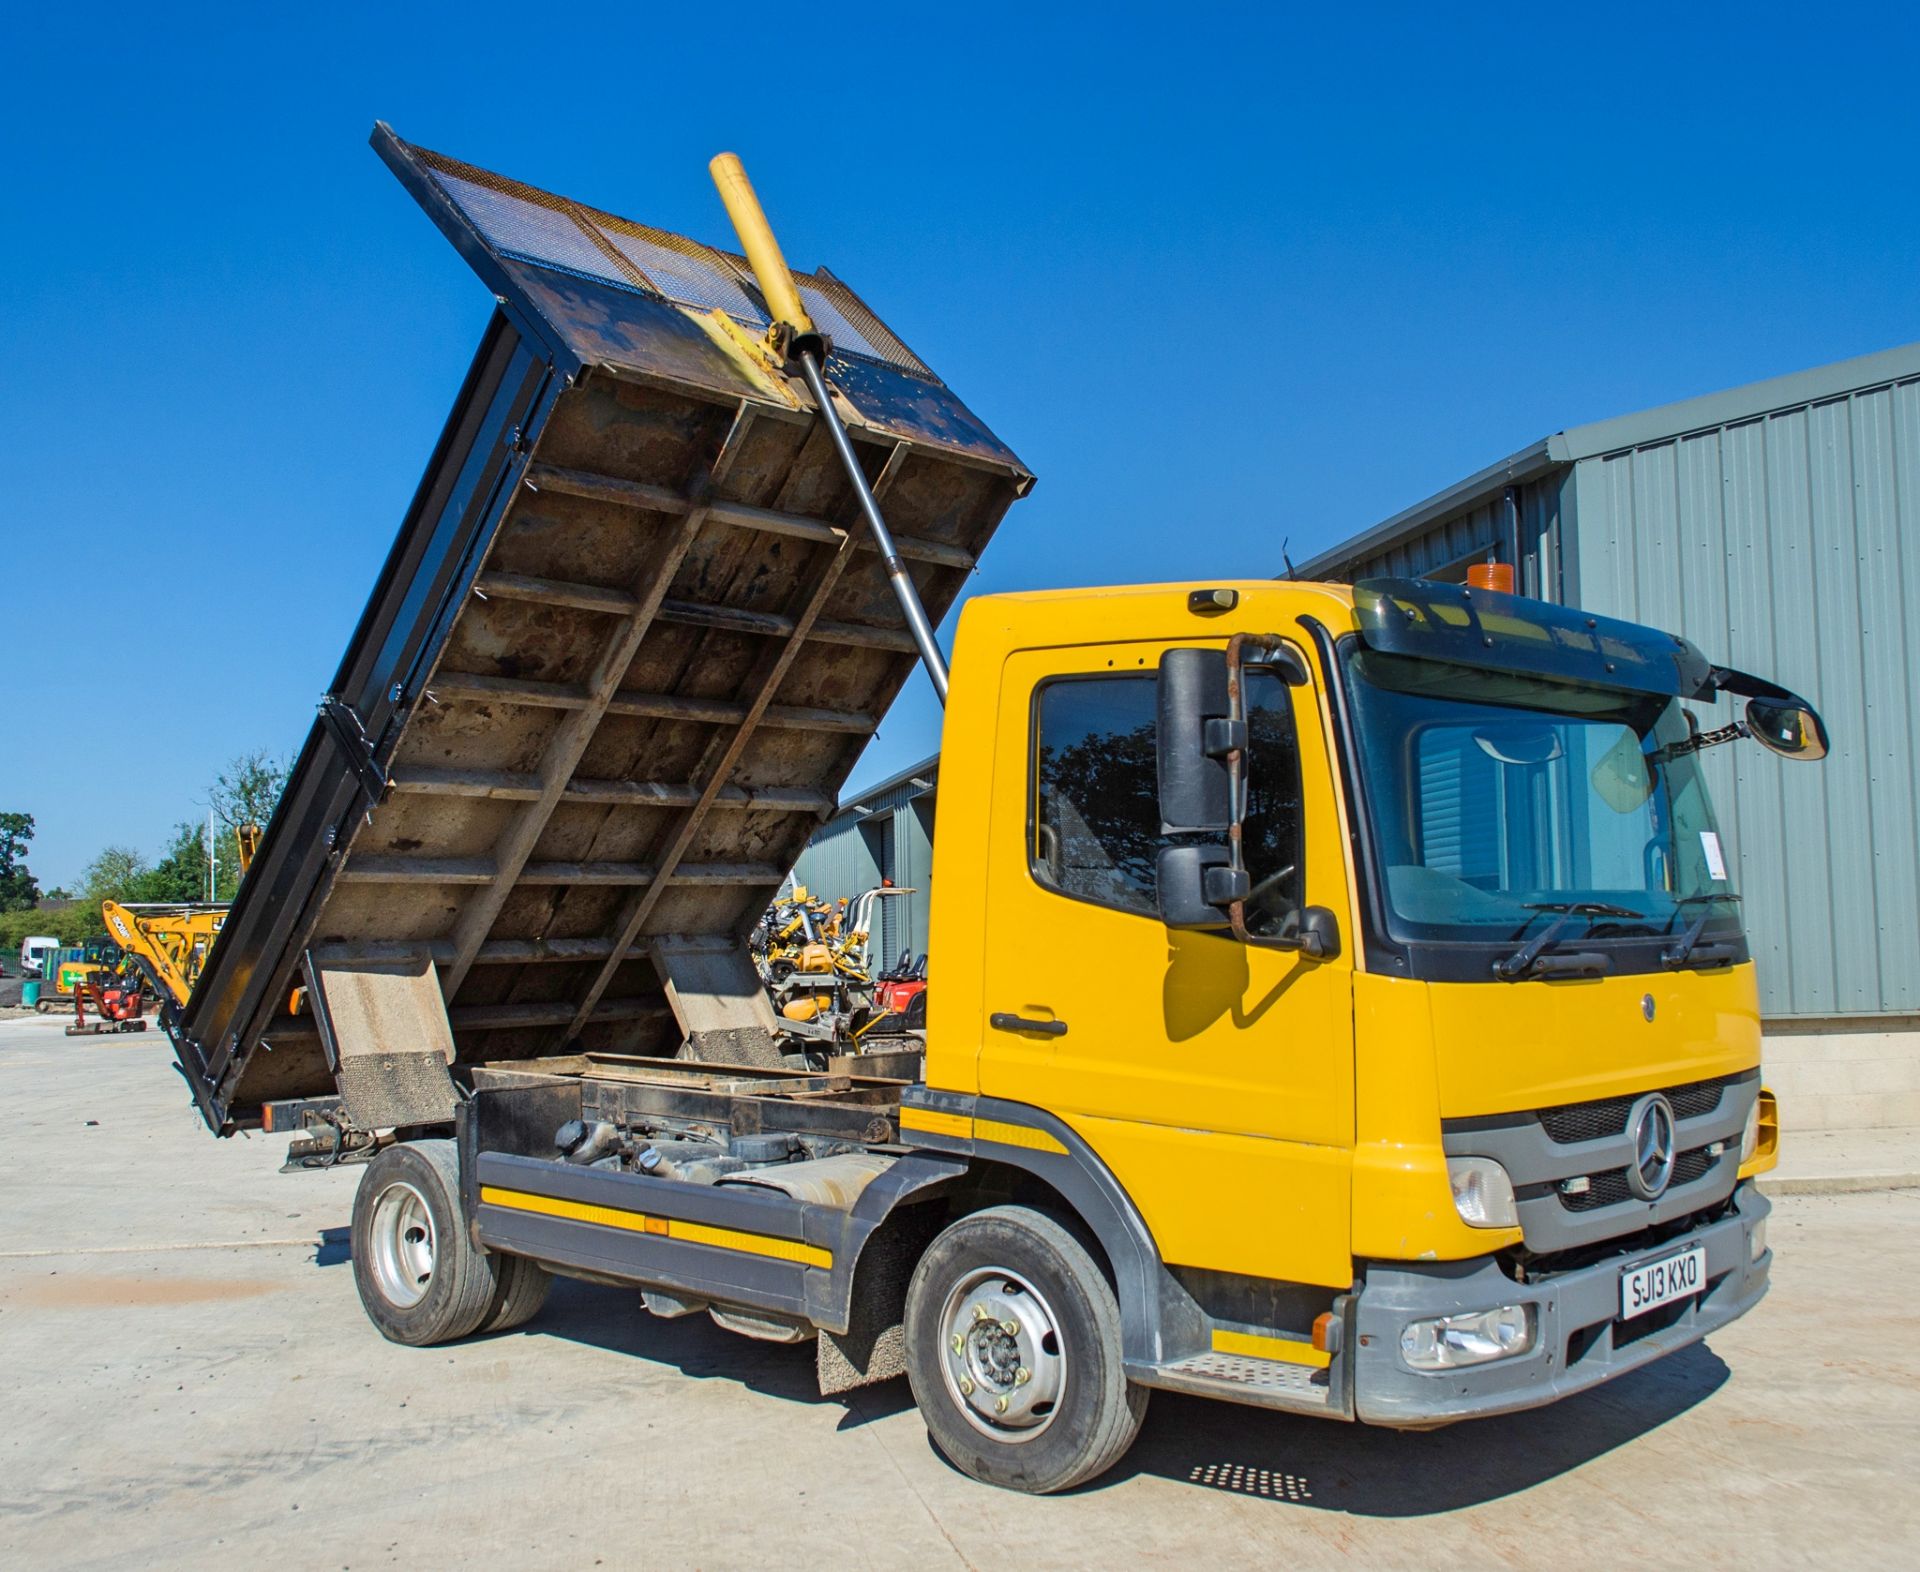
651 936 788 1068
816 1204 944 1395
306 953 459 1129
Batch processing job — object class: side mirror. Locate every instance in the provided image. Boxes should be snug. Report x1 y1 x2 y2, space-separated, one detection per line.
1156 648 1236 832
1746 697 1828 761
1156 846 1342 959
1295 905 1343 961
1156 845 1247 928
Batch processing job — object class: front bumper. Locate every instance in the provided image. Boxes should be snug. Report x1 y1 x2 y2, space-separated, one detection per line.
1351 1182 1769 1426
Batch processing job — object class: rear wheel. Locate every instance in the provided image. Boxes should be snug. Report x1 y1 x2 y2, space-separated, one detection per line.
479 1251 553 1333
904 1205 1148 1494
351 1139 499 1346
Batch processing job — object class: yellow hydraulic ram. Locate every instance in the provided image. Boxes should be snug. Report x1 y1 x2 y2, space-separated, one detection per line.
708 153 952 704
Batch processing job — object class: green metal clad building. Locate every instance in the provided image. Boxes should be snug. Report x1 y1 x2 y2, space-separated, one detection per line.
1300 341 1920 1131
787 342 1918 1127
788 755 937 974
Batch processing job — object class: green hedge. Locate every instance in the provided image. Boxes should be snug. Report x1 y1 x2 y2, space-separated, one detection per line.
0 903 102 958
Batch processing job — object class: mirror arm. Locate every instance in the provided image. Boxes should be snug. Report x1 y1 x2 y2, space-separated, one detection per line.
1697 665 1794 704
1654 719 1750 761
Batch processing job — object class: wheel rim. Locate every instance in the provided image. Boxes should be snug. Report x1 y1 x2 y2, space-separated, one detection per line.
368 1180 436 1309
936 1265 1067 1442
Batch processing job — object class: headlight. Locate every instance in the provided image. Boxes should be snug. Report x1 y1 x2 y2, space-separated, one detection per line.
1401 1304 1536 1371
1750 1216 1768 1263
1447 1156 1519 1228
1740 1098 1761 1163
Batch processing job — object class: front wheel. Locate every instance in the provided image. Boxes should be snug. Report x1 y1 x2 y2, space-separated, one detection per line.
904 1205 1148 1493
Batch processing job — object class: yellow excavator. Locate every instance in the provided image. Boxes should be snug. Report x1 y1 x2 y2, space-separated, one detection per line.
99 824 261 1013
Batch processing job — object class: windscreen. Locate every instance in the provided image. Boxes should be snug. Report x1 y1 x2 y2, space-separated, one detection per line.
1344 649 1740 946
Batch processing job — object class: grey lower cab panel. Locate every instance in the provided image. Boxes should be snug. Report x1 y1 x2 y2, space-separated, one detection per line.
1351 1183 1770 1426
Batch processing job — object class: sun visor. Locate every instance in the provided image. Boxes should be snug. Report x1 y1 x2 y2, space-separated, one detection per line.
1351 578 1713 698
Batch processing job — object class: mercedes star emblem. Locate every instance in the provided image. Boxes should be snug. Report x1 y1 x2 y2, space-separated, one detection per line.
1625 1093 1677 1201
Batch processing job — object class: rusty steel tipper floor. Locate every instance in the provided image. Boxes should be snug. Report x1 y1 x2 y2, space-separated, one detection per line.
170 125 1031 1134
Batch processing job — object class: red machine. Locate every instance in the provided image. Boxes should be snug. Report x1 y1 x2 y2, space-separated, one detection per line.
66 974 149 1037
864 953 927 1036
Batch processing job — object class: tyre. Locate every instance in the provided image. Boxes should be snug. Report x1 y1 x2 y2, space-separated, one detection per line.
351 1140 500 1346
479 1251 552 1333
904 1205 1148 1494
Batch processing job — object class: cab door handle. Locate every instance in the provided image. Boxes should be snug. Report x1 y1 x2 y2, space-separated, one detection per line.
990 1012 1068 1037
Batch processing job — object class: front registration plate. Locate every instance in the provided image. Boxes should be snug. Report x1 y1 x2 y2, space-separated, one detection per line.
1620 1246 1706 1320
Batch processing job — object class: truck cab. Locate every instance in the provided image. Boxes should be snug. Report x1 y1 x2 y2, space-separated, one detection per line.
898 574 1812 1443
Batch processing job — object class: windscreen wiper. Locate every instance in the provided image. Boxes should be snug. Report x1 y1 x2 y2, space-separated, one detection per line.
1662 893 1743 969
1493 901 1642 981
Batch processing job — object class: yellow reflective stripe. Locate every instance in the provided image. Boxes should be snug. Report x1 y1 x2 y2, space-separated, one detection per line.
1211 1327 1332 1368
669 1219 831 1269
479 1185 830 1268
974 1117 1067 1155
481 1185 653 1233
900 1106 1069 1155
900 1106 972 1140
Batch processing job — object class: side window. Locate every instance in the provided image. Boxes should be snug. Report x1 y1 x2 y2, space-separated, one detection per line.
1032 676 1163 915
1239 671 1307 939
1031 667 1306 930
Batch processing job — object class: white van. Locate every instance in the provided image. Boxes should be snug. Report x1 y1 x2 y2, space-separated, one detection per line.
18 936 59 979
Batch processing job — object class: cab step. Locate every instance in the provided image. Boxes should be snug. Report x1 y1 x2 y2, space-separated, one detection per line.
1133 1333 1348 1417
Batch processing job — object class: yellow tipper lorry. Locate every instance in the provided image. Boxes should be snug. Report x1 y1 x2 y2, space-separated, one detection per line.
167 130 1828 1494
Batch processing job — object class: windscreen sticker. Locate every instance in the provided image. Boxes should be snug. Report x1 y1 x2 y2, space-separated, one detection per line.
1700 831 1729 882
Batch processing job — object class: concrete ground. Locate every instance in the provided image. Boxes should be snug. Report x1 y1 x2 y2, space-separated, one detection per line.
3 1012 1916 1569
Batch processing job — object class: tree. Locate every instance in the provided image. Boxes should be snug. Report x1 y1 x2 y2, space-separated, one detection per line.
209 750 290 898
80 846 148 908
1038 721 1164 898
0 903 98 953
135 822 213 903
211 750 289 836
0 812 39 912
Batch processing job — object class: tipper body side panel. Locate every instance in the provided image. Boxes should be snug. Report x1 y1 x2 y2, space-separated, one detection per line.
170 130 1031 1132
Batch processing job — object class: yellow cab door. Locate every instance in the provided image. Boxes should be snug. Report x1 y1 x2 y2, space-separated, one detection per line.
977 635 1356 1289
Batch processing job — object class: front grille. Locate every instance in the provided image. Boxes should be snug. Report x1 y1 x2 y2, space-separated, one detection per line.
1672 1146 1719 1186
1561 1169 1632 1210
1538 1075 1732 1144
1558 1145 1723 1211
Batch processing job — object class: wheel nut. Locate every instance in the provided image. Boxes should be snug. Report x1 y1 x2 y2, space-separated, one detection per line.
995 1395 1009 1414
1015 1367 1030 1385
1002 1318 1019 1336
959 1376 974 1396
972 1304 988 1321
950 1334 964 1353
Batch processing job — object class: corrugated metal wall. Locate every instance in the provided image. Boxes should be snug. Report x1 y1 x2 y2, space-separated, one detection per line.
789 781 935 972
1334 478 1569 599
1568 373 1920 1018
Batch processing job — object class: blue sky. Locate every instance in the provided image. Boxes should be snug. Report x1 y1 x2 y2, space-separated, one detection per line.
4 3 1916 888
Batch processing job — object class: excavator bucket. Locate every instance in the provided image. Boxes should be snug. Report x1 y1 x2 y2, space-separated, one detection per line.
168 127 1031 1132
